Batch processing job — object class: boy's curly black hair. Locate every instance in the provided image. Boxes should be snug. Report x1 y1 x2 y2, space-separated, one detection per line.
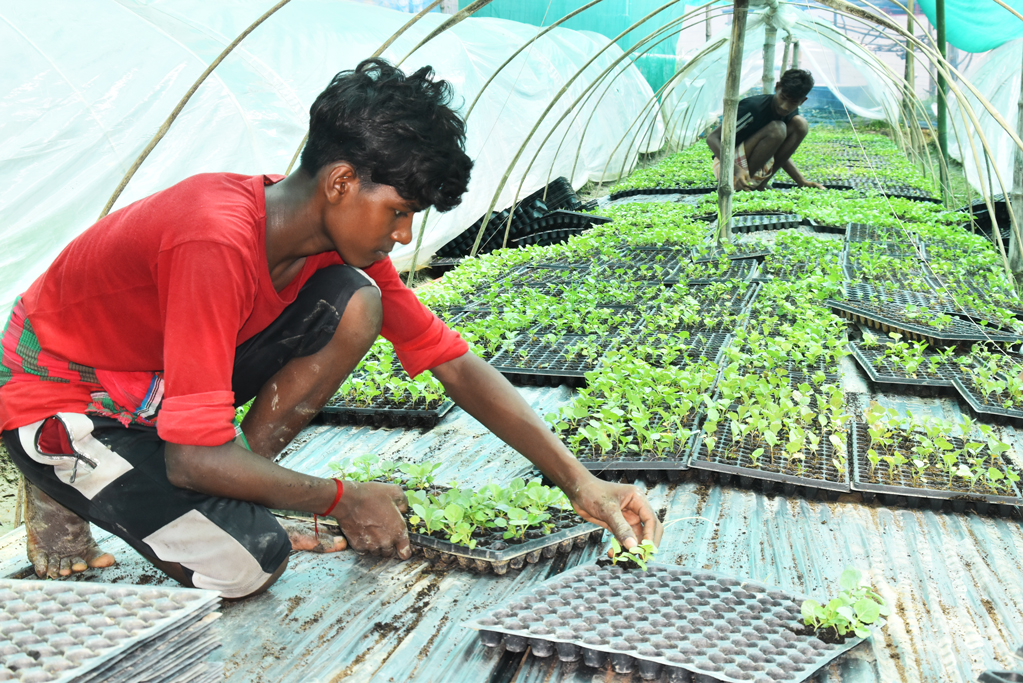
779 68 815 100
300 59 472 213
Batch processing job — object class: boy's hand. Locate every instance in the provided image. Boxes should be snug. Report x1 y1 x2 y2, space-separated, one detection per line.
566 476 663 550
331 481 412 559
733 165 752 191
801 180 826 190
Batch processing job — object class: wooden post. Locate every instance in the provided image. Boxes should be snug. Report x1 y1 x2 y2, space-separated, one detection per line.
706 5 712 41
780 37 791 75
792 40 800 69
1009 49 1023 284
936 0 950 203
763 25 778 94
903 0 919 153
718 0 750 246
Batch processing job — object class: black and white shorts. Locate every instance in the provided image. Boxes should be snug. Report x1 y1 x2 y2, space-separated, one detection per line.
2 265 377 598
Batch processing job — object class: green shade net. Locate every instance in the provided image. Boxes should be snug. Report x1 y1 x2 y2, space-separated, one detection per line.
917 0 1023 53
460 1 698 92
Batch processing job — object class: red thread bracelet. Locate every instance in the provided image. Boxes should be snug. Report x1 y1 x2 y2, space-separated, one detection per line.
314 478 344 537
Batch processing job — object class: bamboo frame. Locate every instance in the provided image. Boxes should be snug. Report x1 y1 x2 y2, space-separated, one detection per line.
717 0 749 246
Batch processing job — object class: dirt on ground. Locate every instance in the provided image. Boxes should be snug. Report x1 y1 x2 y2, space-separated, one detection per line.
0 440 22 533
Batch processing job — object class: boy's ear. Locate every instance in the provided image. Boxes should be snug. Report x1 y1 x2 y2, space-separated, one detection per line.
324 162 358 205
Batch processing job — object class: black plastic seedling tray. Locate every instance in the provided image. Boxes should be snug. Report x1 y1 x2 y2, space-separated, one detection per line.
729 213 801 234
409 515 603 575
845 222 919 249
597 259 684 283
827 299 1023 348
468 563 870 683
804 218 847 235
488 335 604 388
849 422 1022 514
319 398 455 429
609 186 715 200
848 343 956 396
979 672 1023 683
688 409 850 499
845 282 1018 331
632 331 732 368
692 245 772 264
687 258 759 284
951 375 1023 427
560 417 699 483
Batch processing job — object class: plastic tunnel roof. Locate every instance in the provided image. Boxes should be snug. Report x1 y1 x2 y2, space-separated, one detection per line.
0 0 661 316
661 3 904 149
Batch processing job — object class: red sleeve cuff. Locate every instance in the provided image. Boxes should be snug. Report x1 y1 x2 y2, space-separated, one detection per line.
157 391 237 446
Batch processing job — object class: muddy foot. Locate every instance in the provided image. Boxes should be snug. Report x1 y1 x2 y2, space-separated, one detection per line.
24 480 115 578
279 518 347 553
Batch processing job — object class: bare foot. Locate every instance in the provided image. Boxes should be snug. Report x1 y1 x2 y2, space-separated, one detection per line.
278 519 347 553
24 480 115 578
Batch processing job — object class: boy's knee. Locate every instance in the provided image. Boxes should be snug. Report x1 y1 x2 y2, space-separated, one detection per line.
340 286 382 347
788 116 809 139
765 120 787 141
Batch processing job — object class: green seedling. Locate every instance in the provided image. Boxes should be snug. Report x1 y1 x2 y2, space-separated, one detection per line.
609 538 658 571
801 567 889 639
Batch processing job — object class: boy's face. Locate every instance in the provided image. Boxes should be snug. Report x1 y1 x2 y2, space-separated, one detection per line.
325 173 419 269
772 86 807 118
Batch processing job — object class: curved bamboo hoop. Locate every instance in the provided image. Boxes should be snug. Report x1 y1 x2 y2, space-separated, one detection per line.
467 0 686 258
99 0 294 219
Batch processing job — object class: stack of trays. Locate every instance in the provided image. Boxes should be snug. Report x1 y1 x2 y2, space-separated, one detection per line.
0 579 221 683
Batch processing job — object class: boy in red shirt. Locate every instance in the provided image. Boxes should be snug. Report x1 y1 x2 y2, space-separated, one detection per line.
0 59 662 597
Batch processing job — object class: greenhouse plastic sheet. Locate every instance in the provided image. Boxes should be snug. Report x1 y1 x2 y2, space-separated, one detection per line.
467 563 868 683
0 579 221 683
319 398 455 429
409 518 603 576
849 422 1023 514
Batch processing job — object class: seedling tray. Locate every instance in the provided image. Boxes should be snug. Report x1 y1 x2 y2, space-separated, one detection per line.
730 213 801 234
803 218 846 235
633 331 732 368
320 398 454 429
488 335 605 388
468 563 869 683
827 299 1023 348
979 671 1023 683
408 513 603 575
559 417 699 483
688 410 850 497
848 342 956 396
610 186 715 200
691 244 772 264
686 258 759 284
845 282 1017 331
951 375 1023 427
845 222 919 249
849 421 1023 514
596 259 683 283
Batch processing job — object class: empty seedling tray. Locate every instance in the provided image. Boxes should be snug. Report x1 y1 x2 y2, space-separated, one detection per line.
827 299 1023 348
408 514 603 575
319 397 454 429
467 563 870 683
849 421 1022 514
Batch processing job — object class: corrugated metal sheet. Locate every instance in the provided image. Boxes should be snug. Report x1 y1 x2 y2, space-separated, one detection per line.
2 380 1022 682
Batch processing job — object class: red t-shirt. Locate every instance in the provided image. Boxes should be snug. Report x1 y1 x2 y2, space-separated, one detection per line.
0 173 466 446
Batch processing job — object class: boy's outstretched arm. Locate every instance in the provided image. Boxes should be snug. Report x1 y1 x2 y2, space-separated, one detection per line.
430 351 664 549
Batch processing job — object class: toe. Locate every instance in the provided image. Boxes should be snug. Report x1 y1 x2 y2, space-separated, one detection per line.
46 557 63 580
88 552 116 569
32 553 49 579
332 536 347 552
58 557 72 576
70 557 88 573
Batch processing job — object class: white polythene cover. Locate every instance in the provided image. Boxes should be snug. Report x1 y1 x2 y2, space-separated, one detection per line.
0 0 661 317
661 4 905 149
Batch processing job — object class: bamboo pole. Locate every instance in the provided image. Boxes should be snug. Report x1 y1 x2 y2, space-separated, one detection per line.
792 39 800 69
763 25 778 95
935 0 950 203
780 37 791 74
1009 50 1023 282
903 0 917 151
706 5 712 41
718 0 749 246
